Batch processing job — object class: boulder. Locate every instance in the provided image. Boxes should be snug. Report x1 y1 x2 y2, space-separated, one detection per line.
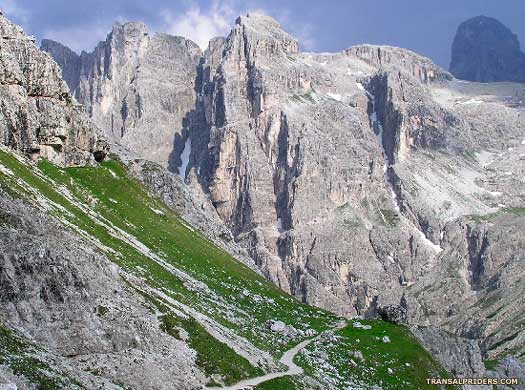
378 305 408 324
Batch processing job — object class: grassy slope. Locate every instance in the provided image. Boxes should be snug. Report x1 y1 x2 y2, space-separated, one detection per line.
0 149 454 388
132 284 263 386
0 149 336 385
0 326 84 389
296 320 458 390
254 377 301 389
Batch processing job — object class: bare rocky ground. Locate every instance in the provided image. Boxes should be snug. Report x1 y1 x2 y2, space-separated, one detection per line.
0 195 205 389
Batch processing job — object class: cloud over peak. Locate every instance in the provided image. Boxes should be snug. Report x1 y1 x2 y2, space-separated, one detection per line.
161 1 237 50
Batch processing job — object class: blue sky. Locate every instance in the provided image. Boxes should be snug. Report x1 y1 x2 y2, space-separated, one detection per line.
1 0 523 68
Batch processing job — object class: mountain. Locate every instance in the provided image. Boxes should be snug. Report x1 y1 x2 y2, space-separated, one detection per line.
191 14 525 370
41 12 525 379
1 9 524 389
40 39 81 99
450 15 525 82
0 12 466 390
42 22 202 168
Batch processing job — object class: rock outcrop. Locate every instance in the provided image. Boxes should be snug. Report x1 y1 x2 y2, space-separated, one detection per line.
450 16 525 82
411 326 486 379
0 14 106 166
42 22 202 168
378 304 408 324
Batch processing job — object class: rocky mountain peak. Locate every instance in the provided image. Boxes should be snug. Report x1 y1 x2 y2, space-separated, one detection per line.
450 15 525 82
154 32 202 58
346 45 452 84
227 13 299 61
40 38 81 96
40 19 203 167
111 20 148 38
105 20 150 67
235 13 293 41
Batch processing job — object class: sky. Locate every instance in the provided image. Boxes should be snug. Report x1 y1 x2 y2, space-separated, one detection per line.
1 0 524 68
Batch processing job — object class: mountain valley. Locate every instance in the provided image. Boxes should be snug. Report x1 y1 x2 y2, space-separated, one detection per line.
0 9 524 390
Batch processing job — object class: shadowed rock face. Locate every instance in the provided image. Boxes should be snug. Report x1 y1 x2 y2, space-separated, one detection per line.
40 39 81 97
450 16 525 82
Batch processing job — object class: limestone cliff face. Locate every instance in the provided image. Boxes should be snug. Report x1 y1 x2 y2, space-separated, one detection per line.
450 16 525 83
0 14 105 166
183 14 525 360
42 22 202 167
186 14 446 316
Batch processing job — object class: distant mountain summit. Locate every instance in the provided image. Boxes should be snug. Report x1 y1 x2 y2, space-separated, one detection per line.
40 39 81 97
450 15 525 82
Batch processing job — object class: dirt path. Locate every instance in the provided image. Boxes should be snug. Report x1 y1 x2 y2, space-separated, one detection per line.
206 321 346 390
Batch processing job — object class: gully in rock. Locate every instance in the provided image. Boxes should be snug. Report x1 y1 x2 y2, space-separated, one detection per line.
364 85 400 212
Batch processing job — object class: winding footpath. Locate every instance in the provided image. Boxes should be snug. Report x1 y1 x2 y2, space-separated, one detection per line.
206 321 347 390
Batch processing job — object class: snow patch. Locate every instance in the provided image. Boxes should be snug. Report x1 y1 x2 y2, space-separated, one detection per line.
326 93 341 101
356 82 365 91
0 164 14 176
456 98 483 105
150 207 165 215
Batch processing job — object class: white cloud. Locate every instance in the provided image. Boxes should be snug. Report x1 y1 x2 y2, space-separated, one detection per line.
161 0 238 50
42 23 109 54
0 0 29 24
42 15 132 54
